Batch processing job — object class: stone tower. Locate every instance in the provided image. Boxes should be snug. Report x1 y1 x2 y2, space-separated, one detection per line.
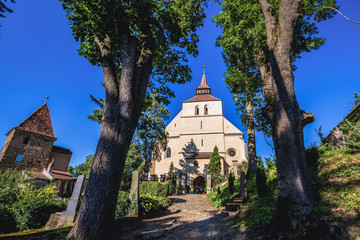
0 103 57 171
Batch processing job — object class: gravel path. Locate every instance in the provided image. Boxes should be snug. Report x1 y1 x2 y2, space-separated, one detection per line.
120 194 248 240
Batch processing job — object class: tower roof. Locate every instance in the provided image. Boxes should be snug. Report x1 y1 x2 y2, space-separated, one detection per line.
13 103 57 140
196 70 211 95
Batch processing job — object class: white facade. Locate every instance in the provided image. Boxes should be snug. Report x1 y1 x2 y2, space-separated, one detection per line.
151 73 247 187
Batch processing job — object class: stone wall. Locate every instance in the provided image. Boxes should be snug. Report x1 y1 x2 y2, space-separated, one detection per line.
0 129 55 171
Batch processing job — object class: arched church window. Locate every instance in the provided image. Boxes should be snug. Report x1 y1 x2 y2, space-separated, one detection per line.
195 106 199 115
204 105 208 115
166 148 171 158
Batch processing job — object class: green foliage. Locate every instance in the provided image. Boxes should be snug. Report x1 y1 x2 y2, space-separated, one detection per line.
167 162 176 195
255 159 268 198
0 169 65 233
313 146 360 236
339 119 360 150
0 168 31 189
236 197 276 231
246 157 278 201
139 195 171 218
312 204 330 215
228 172 235 195
140 181 169 197
0 203 16 233
0 187 19 205
12 186 65 231
207 178 242 208
115 191 131 217
208 146 222 187
70 154 94 177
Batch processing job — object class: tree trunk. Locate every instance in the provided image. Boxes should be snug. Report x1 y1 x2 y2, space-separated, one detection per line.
257 0 316 236
67 32 153 240
246 98 257 175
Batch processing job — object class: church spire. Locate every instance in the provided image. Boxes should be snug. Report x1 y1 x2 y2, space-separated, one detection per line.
196 66 211 95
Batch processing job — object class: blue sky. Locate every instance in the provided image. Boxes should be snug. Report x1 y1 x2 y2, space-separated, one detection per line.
0 1 359 167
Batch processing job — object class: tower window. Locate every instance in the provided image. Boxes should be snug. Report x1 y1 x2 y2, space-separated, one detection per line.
195 106 199 115
201 139 203 146
200 121 202 129
166 148 171 158
204 106 208 115
23 137 30 145
15 154 24 162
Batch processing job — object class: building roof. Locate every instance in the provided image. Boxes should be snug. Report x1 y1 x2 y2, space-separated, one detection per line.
34 169 75 180
13 103 57 140
184 69 220 102
196 71 210 90
52 145 72 155
184 94 220 103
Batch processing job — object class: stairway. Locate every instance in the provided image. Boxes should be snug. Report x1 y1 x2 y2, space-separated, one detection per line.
222 197 244 217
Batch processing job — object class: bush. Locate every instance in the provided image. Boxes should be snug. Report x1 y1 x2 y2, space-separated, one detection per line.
139 195 171 218
207 178 241 208
140 181 169 197
115 191 131 217
0 187 19 205
12 197 65 231
12 186 66 231
0 203 16 234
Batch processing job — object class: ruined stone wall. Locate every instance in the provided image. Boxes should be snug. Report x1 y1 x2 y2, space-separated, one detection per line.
0 129 54 171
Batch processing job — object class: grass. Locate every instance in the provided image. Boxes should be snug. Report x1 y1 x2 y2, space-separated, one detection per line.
316 147 360 239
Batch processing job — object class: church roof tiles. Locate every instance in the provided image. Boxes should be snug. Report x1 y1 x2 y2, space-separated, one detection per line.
13 104 57 140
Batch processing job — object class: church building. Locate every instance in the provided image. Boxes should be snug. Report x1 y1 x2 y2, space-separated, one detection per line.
150 71 247 191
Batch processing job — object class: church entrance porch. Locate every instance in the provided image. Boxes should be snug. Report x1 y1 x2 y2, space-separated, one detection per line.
192 175 205 194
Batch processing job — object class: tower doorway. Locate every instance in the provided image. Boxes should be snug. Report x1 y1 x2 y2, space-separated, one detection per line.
193 175 205 194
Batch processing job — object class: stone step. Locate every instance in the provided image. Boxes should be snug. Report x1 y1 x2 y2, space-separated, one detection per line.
225 202 241 212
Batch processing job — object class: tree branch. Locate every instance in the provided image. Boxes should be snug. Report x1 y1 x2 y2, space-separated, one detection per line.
320 6 360 24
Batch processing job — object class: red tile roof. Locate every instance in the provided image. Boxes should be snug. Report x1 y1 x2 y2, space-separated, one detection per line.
15 104 56 140
34 169 75 180
50 169 75 180
184 94 220 103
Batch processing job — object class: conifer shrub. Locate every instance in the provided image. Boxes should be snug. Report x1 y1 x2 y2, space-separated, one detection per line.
228 172 235 195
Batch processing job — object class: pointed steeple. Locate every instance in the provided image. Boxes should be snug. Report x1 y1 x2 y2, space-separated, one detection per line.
196 66 211 95
15 103 57 140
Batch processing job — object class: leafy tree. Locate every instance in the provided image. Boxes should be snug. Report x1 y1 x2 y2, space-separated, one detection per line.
60 1 206 239
70 154 94 177
208 145 222 187
214 0 337 236
0 0 14 18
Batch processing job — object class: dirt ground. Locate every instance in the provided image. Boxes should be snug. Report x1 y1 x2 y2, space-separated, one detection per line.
120 194 248 240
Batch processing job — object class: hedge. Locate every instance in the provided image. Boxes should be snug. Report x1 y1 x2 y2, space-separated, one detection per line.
140 181 169 197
